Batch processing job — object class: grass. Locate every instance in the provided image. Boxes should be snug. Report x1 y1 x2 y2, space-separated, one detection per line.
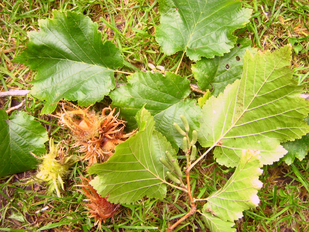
242 0 309 90
0 0 309 231
237 157 309 231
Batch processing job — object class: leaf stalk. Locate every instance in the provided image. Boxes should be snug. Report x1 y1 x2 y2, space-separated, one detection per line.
187 144 217 173
114 70 134 75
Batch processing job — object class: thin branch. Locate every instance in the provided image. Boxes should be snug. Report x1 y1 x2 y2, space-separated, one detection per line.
1 46 22 54
167 166 197 231
185 168 194 203
0 90 30 97
167 203 196 232
6 100 25 114
190 84 206 94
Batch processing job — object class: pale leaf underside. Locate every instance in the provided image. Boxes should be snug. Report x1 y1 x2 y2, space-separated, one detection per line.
198 46 309 167
202 212 235 232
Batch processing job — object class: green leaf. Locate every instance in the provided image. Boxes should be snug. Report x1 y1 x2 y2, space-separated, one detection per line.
203 150 263 222
13 10 123 114
281 117 309 165
198 46 309 167
156 0 252 61
0 110 48 177
110 71 201 148
192 38 254 96
201 212 235 232
88 108 174 204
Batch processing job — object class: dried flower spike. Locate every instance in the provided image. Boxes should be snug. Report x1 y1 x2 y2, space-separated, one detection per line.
58 102 135 166
78 177 120 229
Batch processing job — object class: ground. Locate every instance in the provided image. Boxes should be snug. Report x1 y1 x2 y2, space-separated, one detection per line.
0 0 309 231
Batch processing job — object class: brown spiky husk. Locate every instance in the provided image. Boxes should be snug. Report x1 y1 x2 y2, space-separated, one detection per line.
58 102 135 166
78 177 120 229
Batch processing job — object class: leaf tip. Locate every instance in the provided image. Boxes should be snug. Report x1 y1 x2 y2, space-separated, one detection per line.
250 194 260 206
252 179 263 189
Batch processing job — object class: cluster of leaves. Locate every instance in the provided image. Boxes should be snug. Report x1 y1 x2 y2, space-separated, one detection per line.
1 0 309 231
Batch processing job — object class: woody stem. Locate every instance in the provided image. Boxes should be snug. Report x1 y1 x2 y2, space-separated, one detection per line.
167 168 197 231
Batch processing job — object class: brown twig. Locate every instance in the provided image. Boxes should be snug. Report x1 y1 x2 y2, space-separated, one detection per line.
167 203 197 232
1 46 20 54
167 169 197 232
185 169 195 203
6 100 25 114
190 84 206 94
0 90 30 97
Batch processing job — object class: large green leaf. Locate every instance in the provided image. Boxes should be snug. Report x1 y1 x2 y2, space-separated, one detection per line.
192 38 254 96
201 212 235 232
110 71 201 148
198 46 309 167
203 150 263 222
281 117 309 165
13 11 123 114
0 110 48 177
88 108 173 204
156 0 252 61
